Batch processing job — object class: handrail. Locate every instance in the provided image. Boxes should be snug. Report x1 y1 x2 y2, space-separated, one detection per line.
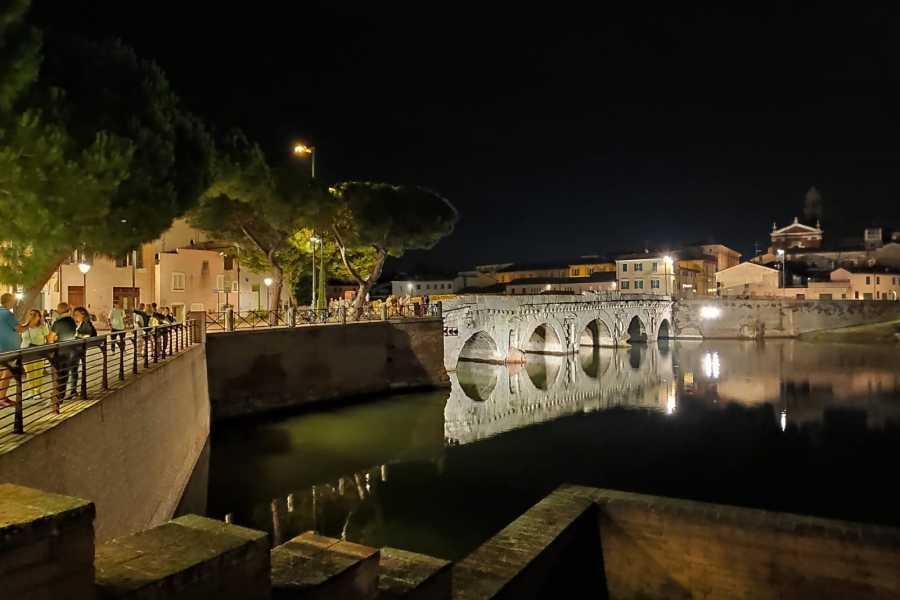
0 320 199 441
205 303 443 332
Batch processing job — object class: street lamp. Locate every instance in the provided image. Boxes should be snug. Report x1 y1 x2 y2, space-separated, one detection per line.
78 259 91 306
663 256 674 297
776 249 786 289
263 277 273 310
293 143 315 178
309 235 321 308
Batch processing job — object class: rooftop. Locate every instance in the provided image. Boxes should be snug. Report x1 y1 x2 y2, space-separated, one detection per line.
506 272 617 285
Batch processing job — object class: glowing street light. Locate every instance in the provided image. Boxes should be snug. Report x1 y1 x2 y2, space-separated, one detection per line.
78 259 91 304
263 277 273 311
292 143 316 178
776 248 786 289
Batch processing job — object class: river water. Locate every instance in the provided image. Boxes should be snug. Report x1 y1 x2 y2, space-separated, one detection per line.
206 340 900 560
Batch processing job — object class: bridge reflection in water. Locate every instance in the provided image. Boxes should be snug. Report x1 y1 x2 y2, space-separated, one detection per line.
446 346 676 446
208 339 900 560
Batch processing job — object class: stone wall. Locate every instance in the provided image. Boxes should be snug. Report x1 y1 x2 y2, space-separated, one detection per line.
0 345 210 542
206 319 448 420
674 298 900 338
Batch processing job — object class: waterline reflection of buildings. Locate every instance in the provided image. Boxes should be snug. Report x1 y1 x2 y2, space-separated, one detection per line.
445 346 678 446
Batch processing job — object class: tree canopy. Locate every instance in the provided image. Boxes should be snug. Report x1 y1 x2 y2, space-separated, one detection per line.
330 181 458 310
0 1 213 313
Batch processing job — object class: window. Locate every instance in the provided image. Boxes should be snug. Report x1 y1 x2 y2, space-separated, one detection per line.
231 281 239 292
652 262 658 272
841 294 847 299
621 280 630 289
190 303 205 312
796 294 805 299
570 268 577 276
171 272 186 291
651 279 660 289
866 276 871 285
877 277 881 285
855 291 860 299
202 260 210 275
622 264 628 272
819 294 832 300
864 293 873 300
635 263 643 272
216 274 225 291
416 284 421 290
635 280 644 289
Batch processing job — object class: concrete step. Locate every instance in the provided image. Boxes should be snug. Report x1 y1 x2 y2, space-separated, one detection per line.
377 546 451 600
271 531 380 599
271 532 452 600
0 483 96 600
94 514 269 599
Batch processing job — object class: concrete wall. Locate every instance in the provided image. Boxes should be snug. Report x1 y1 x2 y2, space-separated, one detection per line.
674 297 900 338
0 345 210 542
206 319 448 420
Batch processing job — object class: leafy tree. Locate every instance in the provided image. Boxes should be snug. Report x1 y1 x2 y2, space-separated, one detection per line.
0 12 213 314
191 133 331 309
329 182 458 313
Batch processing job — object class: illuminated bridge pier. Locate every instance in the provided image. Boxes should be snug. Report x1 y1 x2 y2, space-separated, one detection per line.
441 293 674 370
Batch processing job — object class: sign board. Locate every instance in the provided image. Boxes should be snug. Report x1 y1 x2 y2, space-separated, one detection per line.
443 327 459 337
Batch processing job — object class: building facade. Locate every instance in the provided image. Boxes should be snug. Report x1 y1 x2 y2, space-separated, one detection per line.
391 278 457 297
504 272 617 295
615 255 676 296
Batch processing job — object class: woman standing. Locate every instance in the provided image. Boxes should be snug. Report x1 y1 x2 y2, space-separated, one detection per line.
73 307 97 338
19 309 49 400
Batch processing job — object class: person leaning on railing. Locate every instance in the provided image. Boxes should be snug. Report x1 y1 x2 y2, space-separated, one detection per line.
18 309 50 402
0 293 22 408
47 303 79 401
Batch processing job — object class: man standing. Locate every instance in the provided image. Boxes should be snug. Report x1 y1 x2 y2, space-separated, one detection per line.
0 293 21 407
48 303 78 401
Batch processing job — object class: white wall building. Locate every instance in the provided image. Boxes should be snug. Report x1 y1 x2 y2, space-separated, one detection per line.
391 278 457 297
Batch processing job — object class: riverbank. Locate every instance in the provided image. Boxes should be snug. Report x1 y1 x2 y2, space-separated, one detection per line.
799 318 900 344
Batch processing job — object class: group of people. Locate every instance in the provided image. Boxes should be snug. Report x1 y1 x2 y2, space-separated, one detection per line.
0 295 180 408
0 295 97 407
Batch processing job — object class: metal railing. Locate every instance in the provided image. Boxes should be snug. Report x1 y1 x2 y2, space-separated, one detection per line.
0 320 198 441
205 303 443 332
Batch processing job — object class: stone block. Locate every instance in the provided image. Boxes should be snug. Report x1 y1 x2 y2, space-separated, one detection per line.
271 531 379 599
95 514 269 600
0 483 95 600
377 547 451 600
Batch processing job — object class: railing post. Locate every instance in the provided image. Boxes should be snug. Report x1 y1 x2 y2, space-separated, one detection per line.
13 356 24 434
152 328 158 364
51 353 61 413
143 329 150 369
382 304 388 321
133 330 139 374
225 307 234 332
119 333 126 381
101 339 109 391
80 340 87 399
342 307 347 325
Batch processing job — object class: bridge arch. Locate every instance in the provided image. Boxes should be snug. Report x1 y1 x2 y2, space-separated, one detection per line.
523 323 564 354
627 315 647 344
458 331 502 364
658 318 671 340
580 319 615 347
455 361 500 402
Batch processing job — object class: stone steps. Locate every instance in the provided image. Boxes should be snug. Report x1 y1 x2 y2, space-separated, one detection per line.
271 531 451 600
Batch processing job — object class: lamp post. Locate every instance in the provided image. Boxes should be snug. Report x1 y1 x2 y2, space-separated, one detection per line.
263 277 273 311
310 235 321 308
663 256 674 297
292 143 316 179
777 249 786 290
78 259 91 307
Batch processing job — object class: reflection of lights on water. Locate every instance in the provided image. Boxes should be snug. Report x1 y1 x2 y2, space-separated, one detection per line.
780 409 787 432
287 493 295 513
700 306 721 319
702 352 720 379
665 381 677 415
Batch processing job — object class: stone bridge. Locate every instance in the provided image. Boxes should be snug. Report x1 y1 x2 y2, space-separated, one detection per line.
441 294 674 370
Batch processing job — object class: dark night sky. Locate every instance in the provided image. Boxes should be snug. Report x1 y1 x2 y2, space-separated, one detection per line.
30 2 900 271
